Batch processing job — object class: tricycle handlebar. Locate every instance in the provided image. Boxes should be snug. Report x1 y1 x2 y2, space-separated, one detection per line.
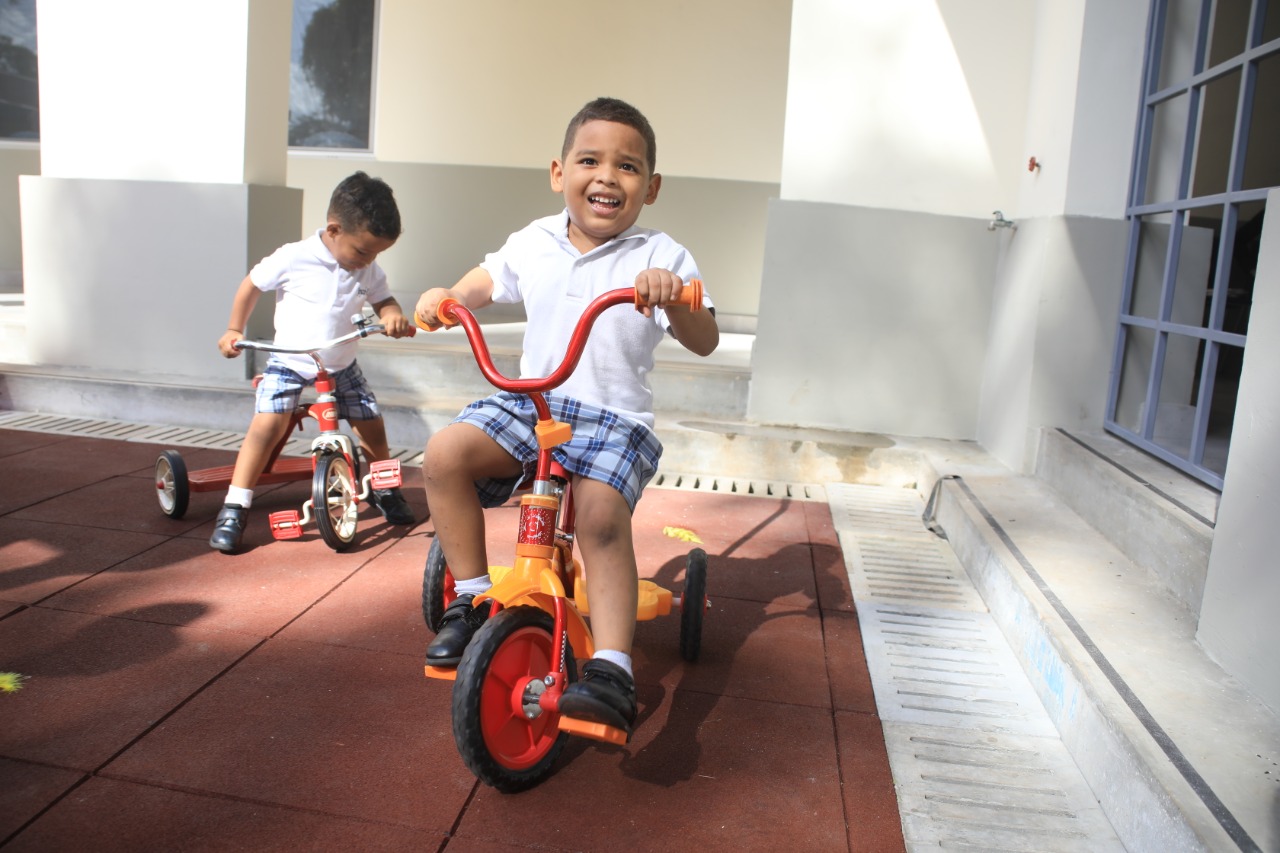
416 282 703 396
233 319 390 356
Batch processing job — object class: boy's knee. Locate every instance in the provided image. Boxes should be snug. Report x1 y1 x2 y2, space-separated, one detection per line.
574 495 633 552
423 431 475 481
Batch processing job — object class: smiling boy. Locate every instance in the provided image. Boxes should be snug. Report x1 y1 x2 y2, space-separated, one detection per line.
414 97 718 735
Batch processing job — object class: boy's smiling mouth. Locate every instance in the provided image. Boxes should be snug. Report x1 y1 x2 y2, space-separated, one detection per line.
589 194 621 212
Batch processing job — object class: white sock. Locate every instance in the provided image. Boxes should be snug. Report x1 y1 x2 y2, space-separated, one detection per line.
454 575 492 597
225 486 253 508
593 649 632 677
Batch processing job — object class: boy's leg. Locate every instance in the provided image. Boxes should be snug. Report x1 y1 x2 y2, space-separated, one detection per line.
350 415 416 524
559 476 640 732
422 422 523 666
349 414 391 462
211 411 294 553
569 477 640 655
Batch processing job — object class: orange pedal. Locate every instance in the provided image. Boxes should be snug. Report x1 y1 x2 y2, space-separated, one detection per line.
424 664 457 681
558 716 628 745
268 510 303 540
369 459 402 490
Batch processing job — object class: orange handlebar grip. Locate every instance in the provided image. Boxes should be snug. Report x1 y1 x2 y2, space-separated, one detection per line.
683 278 704 311
633 278 703 311
414 297 463 332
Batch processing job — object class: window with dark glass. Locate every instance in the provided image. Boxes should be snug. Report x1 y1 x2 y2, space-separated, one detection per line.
290 0 376 150
0 0 38 141
1108 0 1279 489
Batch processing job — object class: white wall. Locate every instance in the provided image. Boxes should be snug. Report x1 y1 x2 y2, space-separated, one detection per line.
1198 188 1280 713
1061 0 1150 217
751 200 996 438
781 0 1034 217
35 0 290 184
374 0 790 183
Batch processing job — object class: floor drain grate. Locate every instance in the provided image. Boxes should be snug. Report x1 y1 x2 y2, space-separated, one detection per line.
829 481 1125 850
0 410 418 462
648 470 825 501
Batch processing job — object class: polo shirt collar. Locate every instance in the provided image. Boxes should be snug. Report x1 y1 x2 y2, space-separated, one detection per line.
307 229 339 269
544 209 649 254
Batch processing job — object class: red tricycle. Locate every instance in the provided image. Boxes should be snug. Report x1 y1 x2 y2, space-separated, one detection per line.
418 282 709 792
153 316 406 551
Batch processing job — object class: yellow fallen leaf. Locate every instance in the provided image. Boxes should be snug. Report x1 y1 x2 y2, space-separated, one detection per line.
662 526 703 544
0 672 27 693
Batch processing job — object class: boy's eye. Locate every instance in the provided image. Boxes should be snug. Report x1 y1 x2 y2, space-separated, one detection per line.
579 157 597 166
620 163 637 172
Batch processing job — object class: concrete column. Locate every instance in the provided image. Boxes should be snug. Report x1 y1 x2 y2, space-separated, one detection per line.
1198 188 1280 716
21 0 300 381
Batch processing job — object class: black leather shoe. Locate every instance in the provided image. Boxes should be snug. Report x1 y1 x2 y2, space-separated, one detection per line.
370 487 416 525
560 659 637 733
209 503 248 553
425 594 490 666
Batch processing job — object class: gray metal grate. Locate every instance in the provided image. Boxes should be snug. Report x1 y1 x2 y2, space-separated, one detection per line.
0 410 413 461
648 470 825 501
828 482 1123 851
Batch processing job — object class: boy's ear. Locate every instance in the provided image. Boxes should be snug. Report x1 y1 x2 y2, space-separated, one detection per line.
550 159 565 193
324 220 343 237
644 172 662 205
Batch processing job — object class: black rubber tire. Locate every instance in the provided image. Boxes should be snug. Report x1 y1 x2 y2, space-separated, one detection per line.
452 606 575 792
155 450 190 519
313 451 359 551
422 537 454 632
680 548 708 662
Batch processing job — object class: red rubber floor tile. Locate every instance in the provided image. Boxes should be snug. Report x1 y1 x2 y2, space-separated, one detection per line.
0 429 70 458
104 637 471 835
277 527 438 656
6 776 443 851
0 607 260 770
457 693 850 853
633 596 830 709
0 758 83 842
0 517 169 604
837 711 907 852
38 535 382 638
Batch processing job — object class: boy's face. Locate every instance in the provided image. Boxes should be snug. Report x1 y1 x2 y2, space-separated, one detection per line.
551 119 661 252
323 222 396 272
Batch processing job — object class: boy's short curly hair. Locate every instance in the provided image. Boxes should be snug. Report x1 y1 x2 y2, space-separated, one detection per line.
561 97 657 176
327 171 402 240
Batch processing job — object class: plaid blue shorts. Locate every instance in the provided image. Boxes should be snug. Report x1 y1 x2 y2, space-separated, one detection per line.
456 391 662 511
254 357 380 420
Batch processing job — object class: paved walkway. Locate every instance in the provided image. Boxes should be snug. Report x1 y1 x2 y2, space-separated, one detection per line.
0 427 905 852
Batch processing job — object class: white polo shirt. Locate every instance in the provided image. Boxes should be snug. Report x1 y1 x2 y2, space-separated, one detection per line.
480 211 711 428
249 229 392 379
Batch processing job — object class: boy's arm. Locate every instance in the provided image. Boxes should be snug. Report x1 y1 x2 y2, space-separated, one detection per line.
414 266 495 329
218 275 261 358
371 296 414 338
666 301 719 357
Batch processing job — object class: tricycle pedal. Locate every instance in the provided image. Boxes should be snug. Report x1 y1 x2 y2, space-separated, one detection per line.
424 664 458 681
369 458 402 490
268 510 304 540
558 715 629 745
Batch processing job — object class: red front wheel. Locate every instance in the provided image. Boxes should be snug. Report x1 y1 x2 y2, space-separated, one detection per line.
452 606 575 792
